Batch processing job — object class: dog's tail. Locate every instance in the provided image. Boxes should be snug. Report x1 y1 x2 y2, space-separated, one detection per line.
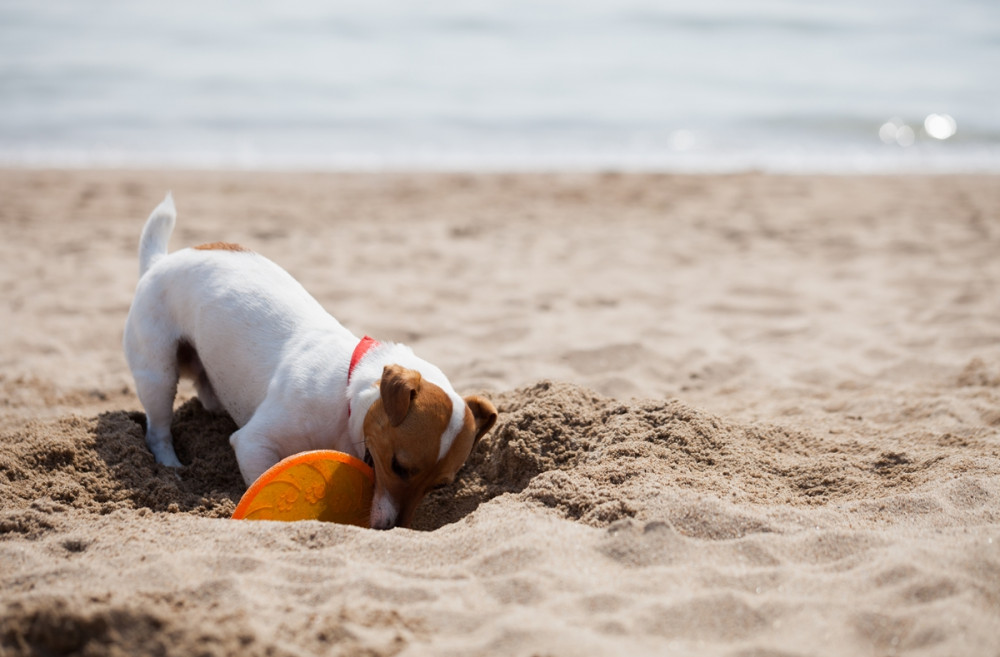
138 192 176 277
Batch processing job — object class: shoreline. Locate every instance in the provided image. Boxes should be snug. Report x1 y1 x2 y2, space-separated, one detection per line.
3 148 1000 175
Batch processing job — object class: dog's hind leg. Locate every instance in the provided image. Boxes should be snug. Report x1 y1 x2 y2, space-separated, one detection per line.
193 372 223 413
125 333 185 468
132 369 184 467
176 340 223 413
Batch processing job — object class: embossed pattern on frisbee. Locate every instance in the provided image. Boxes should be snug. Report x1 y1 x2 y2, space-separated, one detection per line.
231 450 374 527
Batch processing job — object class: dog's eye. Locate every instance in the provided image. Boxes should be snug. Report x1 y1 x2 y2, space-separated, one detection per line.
390 455 413 481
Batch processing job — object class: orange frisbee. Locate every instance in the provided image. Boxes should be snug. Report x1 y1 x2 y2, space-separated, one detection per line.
232 450 374 527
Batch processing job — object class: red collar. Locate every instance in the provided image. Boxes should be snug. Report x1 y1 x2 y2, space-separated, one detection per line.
348 335 379 383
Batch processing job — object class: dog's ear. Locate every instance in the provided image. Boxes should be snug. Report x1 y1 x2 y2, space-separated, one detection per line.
464 395 498 445
380 364 422 427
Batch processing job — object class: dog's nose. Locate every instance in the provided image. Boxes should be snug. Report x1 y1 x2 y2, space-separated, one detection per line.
370 516 396 531
370 489 400 530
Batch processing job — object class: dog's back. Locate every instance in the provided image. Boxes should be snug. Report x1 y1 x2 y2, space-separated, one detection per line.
124 197 354 427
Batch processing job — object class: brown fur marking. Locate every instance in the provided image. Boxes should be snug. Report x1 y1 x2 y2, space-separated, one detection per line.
193 241 250 252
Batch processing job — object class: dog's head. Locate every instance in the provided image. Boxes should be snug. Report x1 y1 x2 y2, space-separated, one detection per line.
362 364 497 530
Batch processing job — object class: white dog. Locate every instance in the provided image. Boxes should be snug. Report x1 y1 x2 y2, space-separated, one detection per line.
123 194 497 529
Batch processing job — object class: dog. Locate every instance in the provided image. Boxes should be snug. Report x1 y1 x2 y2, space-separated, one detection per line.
123 194 497 529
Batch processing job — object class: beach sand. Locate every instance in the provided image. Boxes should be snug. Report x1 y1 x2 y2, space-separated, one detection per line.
1 169 998 656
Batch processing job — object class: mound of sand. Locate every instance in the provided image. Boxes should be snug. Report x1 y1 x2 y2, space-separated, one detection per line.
7 380 995 534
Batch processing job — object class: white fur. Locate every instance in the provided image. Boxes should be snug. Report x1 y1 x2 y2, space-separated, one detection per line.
138 192 175 276
123 194 466 527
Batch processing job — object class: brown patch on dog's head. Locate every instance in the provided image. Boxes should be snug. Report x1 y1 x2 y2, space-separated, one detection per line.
363 364 498 529
193 242 250 252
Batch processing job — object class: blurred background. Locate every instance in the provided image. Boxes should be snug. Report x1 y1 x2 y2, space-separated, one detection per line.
1 0 997 172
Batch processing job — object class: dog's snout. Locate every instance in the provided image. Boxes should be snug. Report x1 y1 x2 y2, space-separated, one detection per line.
370 516 396 531
369 488 400 531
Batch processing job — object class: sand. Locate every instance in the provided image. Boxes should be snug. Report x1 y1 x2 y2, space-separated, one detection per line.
1 169 998 656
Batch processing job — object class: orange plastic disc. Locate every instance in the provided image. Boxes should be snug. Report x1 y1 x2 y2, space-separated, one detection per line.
231 450 374 527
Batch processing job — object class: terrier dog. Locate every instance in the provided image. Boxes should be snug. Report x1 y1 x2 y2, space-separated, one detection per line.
123 194 497 529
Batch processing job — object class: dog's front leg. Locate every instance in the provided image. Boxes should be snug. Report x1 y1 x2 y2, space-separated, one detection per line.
229 418 285 486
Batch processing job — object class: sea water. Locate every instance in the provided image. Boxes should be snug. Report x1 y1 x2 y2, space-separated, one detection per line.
1 0 998 172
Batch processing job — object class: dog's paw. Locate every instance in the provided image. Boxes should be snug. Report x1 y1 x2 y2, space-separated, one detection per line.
157 453 184 468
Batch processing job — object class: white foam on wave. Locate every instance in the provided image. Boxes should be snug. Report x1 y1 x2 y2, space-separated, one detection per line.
2 142 998 174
